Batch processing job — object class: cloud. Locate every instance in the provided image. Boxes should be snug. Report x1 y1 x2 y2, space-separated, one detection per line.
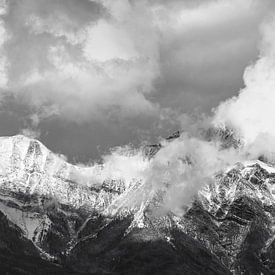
70 145 149 188
19 127 41 139
150 0 275 114
214 17 275 160
83 20 139 62
147 15 275 213
0 0 274 163
69 11 275 215
70 130 245 216
0 0 160 123
0 0 273 125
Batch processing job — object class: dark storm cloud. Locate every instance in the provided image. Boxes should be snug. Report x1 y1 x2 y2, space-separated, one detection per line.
150 0 275 113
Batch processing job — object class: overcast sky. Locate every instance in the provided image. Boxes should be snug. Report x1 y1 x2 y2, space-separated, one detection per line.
0 0 274 162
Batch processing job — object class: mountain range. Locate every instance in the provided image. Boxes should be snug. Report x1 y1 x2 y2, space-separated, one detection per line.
0 134 275 274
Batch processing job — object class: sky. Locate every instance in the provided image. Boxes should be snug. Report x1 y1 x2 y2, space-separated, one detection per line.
0 0 274 163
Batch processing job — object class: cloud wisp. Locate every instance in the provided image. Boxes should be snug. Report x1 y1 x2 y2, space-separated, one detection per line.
214 17 275 161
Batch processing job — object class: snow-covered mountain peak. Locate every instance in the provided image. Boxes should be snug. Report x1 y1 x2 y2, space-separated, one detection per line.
0 134 66 175
0 135 131 211
1 135 275 273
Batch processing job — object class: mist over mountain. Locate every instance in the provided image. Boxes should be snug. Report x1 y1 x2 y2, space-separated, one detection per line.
0 128 275 274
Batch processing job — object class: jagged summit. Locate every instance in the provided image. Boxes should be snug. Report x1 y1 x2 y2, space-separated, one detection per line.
0 135 90 207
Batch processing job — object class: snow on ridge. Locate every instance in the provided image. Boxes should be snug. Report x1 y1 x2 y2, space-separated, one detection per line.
242 160 275 173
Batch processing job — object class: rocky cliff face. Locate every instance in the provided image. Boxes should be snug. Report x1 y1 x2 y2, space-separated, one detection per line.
187 161 275 274
0 135 133 260
0 135 275 274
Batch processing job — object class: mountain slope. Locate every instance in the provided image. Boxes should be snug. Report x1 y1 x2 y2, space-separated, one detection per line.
0 135 275 274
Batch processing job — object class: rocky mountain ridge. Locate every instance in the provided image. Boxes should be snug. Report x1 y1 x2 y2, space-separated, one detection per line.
0 135 275 274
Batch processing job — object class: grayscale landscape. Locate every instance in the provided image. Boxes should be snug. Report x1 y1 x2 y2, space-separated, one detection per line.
0 0 275 274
